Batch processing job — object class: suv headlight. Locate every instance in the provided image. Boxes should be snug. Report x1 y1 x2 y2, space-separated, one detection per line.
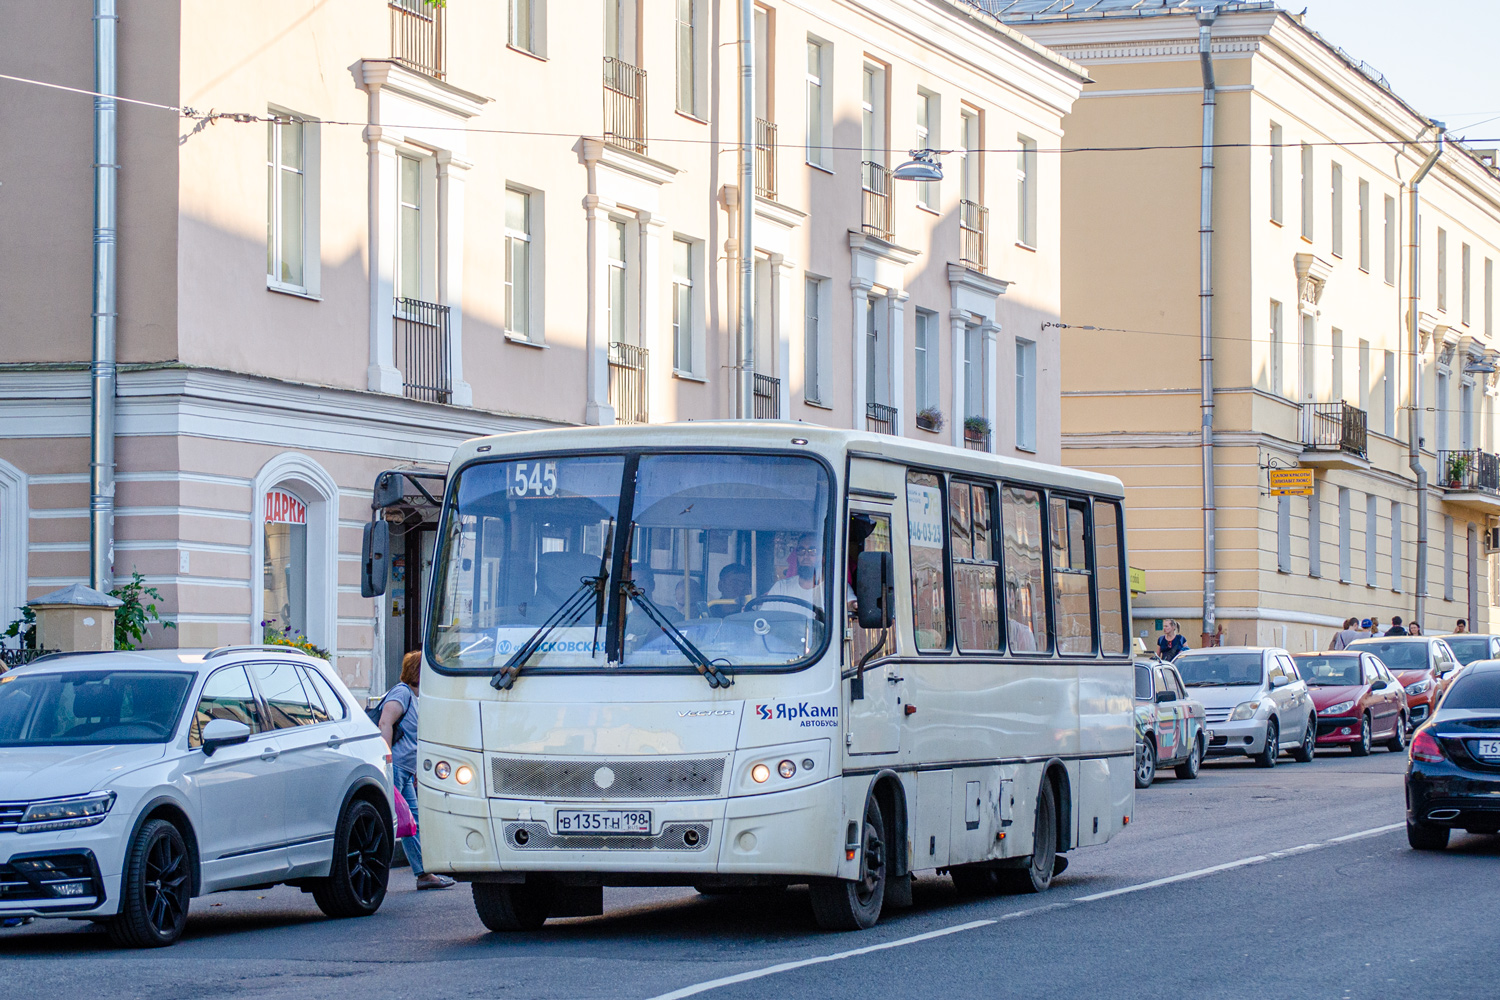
1405 679 1433 695
19 792 116 833
1324 700 1356 716
1229 699 1268 722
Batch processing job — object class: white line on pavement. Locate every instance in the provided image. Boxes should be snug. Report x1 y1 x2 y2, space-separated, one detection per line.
643 821 1404 1000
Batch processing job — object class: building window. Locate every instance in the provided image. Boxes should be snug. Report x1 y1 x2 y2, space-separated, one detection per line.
1445 515 1455 603
397 153 423 301
1382 350 1396 437
914 310 938 415
1358 338 1370 413
1330 163 1343 257
504 188 533 340
1357 178 1370 271
753 4 771 122
671 237 695 373
1462 242 1472 326
1300 143 1314 240
965 327 983 420
1015 338 1036 452
1437 228 1448 312
1436 370 1449 454
263 487 308 639
805 38 830 167
509 0 544 55
267 114 318 294
1365 494 1378 587
1338 486 1351 583
1269 122 1283 224
1277 496 1291 573
915 90 938 209
607 219 628 345
1016 135 1037 247
1390 500 1403 593
1308 482 1322 578
1269 300 1284 396
675 0 701 117
1384 195 1396 284
1488 258 1495 336
1299 312 1315 401
804 275 825 404
1331 327 1343 402
1461 380 1475 451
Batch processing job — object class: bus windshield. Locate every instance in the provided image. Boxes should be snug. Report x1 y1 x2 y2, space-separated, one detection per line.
429 451 833 673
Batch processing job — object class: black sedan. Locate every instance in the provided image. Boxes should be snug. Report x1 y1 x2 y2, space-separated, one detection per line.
1406 660 1500 850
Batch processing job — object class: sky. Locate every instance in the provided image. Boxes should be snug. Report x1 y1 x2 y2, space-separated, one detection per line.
1300 0 1500 141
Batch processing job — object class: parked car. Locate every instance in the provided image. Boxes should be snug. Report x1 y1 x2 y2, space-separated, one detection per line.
1134 660 1206 787
1291 651 1408 755
1405 660 1500 850
1440 634 1500 669
0 647 394 947
1172 646 1316 767
1347 636 1462 729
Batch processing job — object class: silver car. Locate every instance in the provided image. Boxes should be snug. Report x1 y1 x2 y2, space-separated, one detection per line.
1172 646 1317 767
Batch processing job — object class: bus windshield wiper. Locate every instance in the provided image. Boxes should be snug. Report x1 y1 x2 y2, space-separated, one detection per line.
623 581 732 689
491 520 614 691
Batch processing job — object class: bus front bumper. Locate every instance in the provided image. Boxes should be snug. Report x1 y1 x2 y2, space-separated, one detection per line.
418 780 843 880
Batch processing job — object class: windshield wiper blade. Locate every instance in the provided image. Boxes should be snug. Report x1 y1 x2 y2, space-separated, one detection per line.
491 563 612 692
623 582 732 688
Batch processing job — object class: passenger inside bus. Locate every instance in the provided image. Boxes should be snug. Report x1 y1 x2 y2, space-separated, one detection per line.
708 564 752 617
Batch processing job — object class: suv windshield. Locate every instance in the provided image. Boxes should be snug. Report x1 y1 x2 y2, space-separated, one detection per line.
0 670 194 746
1444 636 1491 666
1174 652 1264 687
429 452 832 672
1348 640 1429 670
1294 655 1362 686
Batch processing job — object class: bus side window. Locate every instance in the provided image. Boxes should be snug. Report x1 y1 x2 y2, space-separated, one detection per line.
848 512 892 666
905 471 950 651
1001 485 1049 653
1050 496 1096 655
1093 500 1127 655
951 481 1001 652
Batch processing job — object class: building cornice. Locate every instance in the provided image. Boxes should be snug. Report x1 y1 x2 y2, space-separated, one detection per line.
359 59 492 119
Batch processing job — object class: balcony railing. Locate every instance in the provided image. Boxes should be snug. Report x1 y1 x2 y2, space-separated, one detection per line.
866 402 897 435
753 373 780 418
960 199 988 272
755 119 778 201
861 161 892 241
964 431 991 452
609 340 649 425
1300 401 1367 459
394 297 452 404
390 0 445 80
1438 449 1500 493
604 57 647 155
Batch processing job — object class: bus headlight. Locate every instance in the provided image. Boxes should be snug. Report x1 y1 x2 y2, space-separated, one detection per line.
778 760 797 779
455 764 473 785
751 764 771 783
735 740 830 796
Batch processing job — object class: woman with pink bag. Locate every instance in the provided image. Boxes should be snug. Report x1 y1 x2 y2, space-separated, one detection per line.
377 650 456 890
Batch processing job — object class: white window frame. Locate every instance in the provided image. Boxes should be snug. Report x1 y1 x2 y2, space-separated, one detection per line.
915 90 939 210
1445 515 1455 602
606 217 632 346
804 274 830 405
504 186 542 343
1277 496 1292 573
1338 486 1352 583
1300 143 1314 240
1461 378 1475 451
1436 369 1450 454
1383 350 1396 437
1308 482 1322 578
1437 227 1448 312
1269 299 1284 396
1488 257 1495 337
914 309 938 415
1358 338 1370 413
1357 178 1370 272
266 108 320 298
1016 135 1037 248
1365 494 1378 587
1384 195 1397 285
1462 242 1472 326
1391 500 1403 593
805 37 831 168
509 0 546 56
1331 327 1343 403
671 236 705 377
861 63 886 167
1330 162 1343 257
395 151 437 306
1015 337 1036 452
1269 122 1283 225
675 0 703 118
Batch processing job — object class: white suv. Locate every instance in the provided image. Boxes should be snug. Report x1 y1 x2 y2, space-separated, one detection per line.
0 646 394 946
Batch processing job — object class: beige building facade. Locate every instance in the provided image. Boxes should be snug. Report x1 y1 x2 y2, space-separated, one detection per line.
996 0 1500 651
0 0 1084 696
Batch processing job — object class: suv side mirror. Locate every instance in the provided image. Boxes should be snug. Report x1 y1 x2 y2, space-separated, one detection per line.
1270 674 1290 689
1155 690 1177 704
360 520 391 598
854 551 895 630
200 718 251 756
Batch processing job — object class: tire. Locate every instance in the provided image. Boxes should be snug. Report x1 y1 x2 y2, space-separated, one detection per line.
107 818 191 948
1290 716 1316 763
1386 714 1408 752
1174 735 1203 780
1350 713 1372 757
1407 819 1450 851
1254 719 1280 768
312 798 392 919
809 796 887 930
1135 738 1157 789
995 778 1058 895
473 881 554 931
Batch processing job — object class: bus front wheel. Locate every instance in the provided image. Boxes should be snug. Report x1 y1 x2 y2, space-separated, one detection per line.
473 881 553 932
810 797 886 930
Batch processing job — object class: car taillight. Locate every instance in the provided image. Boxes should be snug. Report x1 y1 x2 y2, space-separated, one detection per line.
1411 730 1444 763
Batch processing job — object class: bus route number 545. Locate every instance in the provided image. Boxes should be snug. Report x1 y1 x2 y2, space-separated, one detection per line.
511 461 558 498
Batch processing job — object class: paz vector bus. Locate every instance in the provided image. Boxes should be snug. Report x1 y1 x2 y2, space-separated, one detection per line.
360 422 1135 931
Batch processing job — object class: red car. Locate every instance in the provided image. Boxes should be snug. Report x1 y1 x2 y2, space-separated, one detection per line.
1292 651 1408 755
1346 636 1460 730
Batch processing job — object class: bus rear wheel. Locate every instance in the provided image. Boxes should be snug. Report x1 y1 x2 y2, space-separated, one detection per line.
996 778 1057 895
809 797 886 930
473 881 553 932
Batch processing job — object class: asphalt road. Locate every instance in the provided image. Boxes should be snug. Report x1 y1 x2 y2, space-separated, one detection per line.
4 747 1496 1000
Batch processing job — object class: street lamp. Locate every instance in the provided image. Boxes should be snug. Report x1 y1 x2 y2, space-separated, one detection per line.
892 149 943 182
1463 359 1497 375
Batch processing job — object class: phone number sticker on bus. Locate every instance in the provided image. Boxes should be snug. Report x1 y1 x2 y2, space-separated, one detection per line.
756 702 839 727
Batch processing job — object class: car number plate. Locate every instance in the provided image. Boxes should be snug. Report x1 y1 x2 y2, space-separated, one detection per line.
1475 740 1500 759
554 809 652 835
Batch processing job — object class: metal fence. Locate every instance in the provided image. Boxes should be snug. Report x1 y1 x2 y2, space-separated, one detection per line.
604 57 647 155
753 374 780 418
964 431 991 452
1300 401 1367 458
609 341 649 425
866 402 897 435
390 0 445 79
861 161 892 241
960 199 988 272
1 648 56 670
395 297 452 404
755 119 778 201
1438 449 1500 492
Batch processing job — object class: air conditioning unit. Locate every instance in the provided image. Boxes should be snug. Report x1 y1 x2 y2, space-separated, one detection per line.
1487 525 1500 554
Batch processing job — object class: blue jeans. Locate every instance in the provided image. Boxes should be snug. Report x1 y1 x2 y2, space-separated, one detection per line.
393 766 425 877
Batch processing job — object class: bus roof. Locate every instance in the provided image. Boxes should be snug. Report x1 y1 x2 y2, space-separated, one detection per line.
447 422 1125 500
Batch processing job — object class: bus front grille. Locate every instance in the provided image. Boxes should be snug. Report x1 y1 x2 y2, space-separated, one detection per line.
489 756 727 800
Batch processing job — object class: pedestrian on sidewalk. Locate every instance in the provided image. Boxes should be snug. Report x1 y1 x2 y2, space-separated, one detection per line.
378 650 456 890
1454 619 1469 634
1385 616 1409 637
1157 619 1189 662
1408 621 1423 636
1330 617 1364 650
1363 618 1379 637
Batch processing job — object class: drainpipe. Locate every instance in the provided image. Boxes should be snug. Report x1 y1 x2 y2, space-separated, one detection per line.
737 0 755 418
1408 126 1445 626
1197 7 1218 648
89 0 118 591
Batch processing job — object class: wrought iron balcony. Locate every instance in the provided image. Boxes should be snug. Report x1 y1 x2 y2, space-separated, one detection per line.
960 199 988 273
604 57 647 155
1438 449 1500 494
390 0 445 79
609 340 649 425
394 297 452 404
866 402 897 435
753 373 780 418
964 430 991 452
1300 401 1367 461
861 161 892 242
755 119 778 201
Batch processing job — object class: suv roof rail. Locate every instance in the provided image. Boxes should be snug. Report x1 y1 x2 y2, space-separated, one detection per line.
204 644 317 660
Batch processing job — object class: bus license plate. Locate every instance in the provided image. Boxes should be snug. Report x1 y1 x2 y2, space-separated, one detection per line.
555 809 652 835
1475 740 1500 759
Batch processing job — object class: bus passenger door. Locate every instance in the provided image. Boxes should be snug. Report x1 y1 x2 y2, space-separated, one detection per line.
847 506 901 756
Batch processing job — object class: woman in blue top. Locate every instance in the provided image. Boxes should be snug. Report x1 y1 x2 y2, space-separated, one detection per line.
378 650 455 890
1157 619 1189 662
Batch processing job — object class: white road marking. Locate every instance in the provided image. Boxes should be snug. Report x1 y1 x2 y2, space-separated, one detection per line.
643 821 1405 1000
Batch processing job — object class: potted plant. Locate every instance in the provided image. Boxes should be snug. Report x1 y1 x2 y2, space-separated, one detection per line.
1447 452 1471 488
963 415 991 444
916 406 945 432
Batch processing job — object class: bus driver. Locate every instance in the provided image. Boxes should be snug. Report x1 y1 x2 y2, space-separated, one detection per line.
765 532 823 610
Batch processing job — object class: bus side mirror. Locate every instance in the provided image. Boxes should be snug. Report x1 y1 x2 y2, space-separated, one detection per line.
373 472 406 510
361 520 391 598
854 551 895 630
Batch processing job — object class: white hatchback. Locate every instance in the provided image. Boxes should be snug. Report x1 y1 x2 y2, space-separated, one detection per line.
0 646 394 946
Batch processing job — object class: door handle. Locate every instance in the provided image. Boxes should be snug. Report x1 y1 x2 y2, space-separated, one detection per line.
887 674 904 684
260 747 280 761
326 736 345 749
